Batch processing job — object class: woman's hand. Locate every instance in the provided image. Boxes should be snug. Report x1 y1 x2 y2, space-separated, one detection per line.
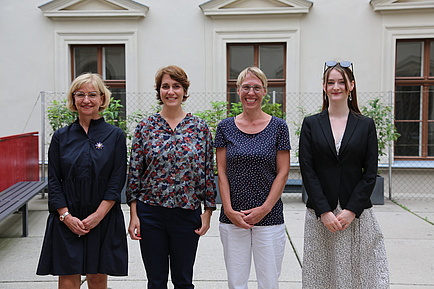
63 215 90 236
225 209 253 229
241 206 270 225
320 211 342 233
336 209 356 230
128 214 141 240
82 212 103 230
195 209 212 236
82 200 115 231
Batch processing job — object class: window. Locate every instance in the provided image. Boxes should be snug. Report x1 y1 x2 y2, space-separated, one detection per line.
227 43 286 110
395 39 434 159
71 44 126 115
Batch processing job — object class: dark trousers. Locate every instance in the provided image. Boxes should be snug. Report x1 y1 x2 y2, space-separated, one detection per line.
137 202 201 289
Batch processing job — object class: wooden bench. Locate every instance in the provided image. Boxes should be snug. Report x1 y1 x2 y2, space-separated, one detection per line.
0 181 47 237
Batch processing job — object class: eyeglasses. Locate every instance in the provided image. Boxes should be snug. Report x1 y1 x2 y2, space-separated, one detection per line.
240 84 264 93
73 91 100 100
324 61 353 72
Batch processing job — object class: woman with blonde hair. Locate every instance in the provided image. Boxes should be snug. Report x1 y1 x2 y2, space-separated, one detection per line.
215 66 291 289
37 73 128 289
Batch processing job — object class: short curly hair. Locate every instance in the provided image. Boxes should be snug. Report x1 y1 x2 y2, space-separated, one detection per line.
155 65 190 105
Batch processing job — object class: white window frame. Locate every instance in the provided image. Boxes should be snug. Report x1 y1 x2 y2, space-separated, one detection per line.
381 25 434 92
55 32 138 92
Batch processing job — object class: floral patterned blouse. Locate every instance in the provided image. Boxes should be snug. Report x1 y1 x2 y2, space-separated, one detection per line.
127 113 216 210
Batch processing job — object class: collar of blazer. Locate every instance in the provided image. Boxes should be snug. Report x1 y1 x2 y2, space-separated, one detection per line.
318 110 359 159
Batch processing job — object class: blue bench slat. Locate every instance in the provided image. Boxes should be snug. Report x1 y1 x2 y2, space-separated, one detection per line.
0 182 46 216
286 179 302 186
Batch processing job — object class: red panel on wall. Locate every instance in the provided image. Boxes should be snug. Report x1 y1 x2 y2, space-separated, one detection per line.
0 132 39 191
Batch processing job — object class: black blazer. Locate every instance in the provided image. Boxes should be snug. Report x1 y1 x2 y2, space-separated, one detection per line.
299 110 378 218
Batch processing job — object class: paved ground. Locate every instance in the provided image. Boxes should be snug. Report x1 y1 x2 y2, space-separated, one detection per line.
0 194 433 288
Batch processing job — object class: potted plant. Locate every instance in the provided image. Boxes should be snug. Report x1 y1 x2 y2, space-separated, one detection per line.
360 97 400 204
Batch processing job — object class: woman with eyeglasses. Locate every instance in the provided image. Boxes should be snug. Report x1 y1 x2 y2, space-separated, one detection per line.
37 73 128 288
127 65 216 289
214 66 291 289
299 61 389 288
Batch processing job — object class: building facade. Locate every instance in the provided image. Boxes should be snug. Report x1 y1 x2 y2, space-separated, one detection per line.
1 0 434 174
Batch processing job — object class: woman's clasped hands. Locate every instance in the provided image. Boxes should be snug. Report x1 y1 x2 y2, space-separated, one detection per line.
63 215 90 237
225 206 270 229
320 209 356 233
63 212 106 237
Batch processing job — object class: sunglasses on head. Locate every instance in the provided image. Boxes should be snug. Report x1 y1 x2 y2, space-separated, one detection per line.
324 61 353 72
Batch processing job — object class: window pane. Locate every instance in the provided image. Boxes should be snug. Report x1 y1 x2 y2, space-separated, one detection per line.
429 123 434 156
396 41 423 77
394 122 420 156
74 47 97 77
428 86 434 154
430 86 434 120
395 86 421 120
229 46 254 79
259 45 284 79
431 41 434 77
104 46 125 80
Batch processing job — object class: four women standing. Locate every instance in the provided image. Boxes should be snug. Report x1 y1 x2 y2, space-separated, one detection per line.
37 63 389 288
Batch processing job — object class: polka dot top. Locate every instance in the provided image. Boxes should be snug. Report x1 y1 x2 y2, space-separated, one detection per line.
214 116 291 226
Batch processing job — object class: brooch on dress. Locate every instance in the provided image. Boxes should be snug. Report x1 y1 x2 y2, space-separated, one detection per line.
95 142 104 150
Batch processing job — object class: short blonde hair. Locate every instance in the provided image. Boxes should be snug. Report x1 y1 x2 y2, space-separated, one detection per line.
66 73 112 112
236 67 268 89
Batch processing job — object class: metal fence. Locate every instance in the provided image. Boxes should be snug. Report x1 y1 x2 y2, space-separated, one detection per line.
39 90 434 201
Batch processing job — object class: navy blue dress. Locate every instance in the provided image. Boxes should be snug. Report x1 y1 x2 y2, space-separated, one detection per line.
37 118 128 276
214 116 291 226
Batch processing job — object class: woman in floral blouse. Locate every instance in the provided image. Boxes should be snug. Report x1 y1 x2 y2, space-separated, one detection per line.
127 65 216 289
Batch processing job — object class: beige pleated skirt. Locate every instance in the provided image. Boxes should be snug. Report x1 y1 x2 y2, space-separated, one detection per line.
302 206 389 289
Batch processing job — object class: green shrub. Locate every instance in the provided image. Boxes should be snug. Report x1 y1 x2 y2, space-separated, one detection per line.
47 99 77 133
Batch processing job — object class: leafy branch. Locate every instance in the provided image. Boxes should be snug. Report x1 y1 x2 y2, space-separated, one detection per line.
360 97 401 158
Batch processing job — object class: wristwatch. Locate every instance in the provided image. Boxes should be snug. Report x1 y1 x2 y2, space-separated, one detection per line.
59 211 70 221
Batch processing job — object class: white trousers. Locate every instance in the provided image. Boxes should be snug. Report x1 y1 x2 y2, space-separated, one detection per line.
219 223 286 289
